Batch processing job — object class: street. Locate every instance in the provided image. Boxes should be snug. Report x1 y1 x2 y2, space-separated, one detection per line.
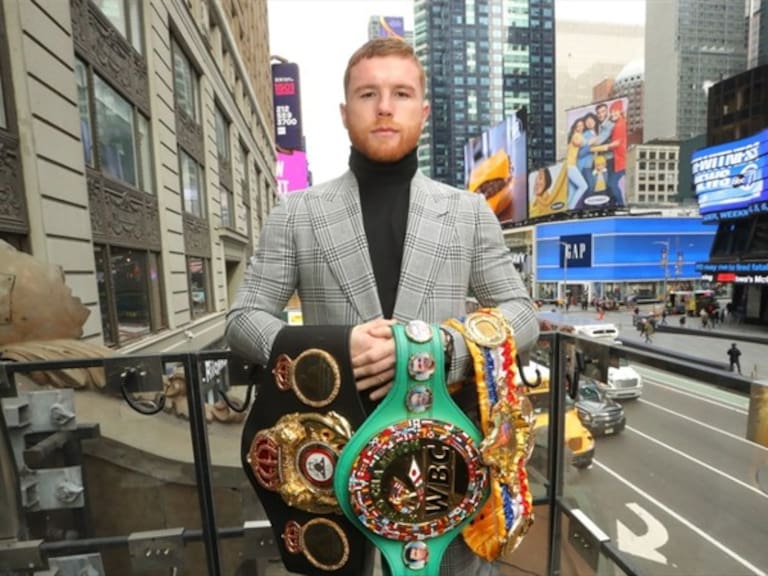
522 306 768 575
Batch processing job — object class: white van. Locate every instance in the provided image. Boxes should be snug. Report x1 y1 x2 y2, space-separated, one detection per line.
572 323 620 342
537 314 642 399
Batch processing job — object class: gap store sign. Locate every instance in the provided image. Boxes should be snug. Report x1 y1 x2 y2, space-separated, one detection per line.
692 128 768 222
560 234 592 268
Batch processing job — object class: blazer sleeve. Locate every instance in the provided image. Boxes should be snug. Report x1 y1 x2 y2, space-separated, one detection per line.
449 194 540 382
225 196 298 366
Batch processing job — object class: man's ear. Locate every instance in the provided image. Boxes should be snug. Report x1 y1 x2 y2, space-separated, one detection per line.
340 102 348 129
421 101 431 127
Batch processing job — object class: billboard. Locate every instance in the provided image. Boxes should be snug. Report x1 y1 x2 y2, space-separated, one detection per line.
692 128 768 220
528 162 567 219
464 110 528 224
563 97 629 211
272 62 303 151
372 16 405 39
276 150 308 197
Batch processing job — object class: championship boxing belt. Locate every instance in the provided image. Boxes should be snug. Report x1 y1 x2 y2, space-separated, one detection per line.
447 310 536 561
334 321 489 576
240 326 375 575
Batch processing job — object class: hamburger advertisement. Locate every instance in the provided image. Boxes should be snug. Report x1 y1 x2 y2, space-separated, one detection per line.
464 110 528 224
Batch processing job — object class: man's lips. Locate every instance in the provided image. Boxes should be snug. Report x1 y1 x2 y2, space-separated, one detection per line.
372 126 398 134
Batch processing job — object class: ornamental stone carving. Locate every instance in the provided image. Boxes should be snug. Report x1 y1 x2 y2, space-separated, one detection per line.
176 109 205 165
70 0 150 115
0 132 27 234
87 170 161 251
183 214 211 257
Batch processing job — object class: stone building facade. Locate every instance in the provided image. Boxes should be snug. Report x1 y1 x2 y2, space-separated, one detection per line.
0 0 276 351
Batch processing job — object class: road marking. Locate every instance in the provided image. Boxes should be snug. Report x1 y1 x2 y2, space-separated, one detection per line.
637 366 749 409
595 460 767 576
616 502 668 564
626 425 768 498
636 399 766 451
641 375 748 413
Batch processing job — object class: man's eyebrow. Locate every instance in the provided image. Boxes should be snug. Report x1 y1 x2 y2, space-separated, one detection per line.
351 83 417 94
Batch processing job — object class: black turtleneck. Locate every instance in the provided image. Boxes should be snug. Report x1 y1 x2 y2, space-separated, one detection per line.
349 147 418 319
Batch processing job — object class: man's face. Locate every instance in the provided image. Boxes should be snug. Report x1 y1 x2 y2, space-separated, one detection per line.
340 56 430 163
597 106 607 122
610 109 620 121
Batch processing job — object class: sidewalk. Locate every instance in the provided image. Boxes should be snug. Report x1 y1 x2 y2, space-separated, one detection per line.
563 305 768 380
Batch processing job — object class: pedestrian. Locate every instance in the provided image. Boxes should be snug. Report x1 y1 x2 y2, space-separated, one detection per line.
727 343 742 374
642 319 654 343
226 37 538 575
661 309 668 325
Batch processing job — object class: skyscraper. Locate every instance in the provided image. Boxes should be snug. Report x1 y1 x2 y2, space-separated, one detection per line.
747 0 768 68
414 0 555 188
644 0 748 142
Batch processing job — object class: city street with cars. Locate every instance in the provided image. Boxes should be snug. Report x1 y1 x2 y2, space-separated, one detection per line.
533 305 768 575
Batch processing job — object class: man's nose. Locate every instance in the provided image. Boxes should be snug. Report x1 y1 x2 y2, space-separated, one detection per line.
376 95 393 116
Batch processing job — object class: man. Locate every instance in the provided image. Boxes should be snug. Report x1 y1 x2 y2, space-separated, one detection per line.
226 38 539 575
727 343 742 374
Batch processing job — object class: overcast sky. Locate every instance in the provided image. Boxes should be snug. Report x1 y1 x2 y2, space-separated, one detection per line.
267 0 646 184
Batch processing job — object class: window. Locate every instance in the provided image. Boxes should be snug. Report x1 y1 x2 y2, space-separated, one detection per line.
74 59 92 165
187 256 210 318
220 185 234 227
215 104 230 162
90 73 153 192
180 150 205 217
93 0 143 54
95 245 164 346
172 39 199 121
94 74 135 185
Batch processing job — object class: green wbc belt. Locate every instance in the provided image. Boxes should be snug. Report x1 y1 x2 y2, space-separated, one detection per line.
333 321 489 575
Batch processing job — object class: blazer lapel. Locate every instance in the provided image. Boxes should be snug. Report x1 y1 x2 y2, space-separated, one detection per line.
305 172 382 321
393 173 457 321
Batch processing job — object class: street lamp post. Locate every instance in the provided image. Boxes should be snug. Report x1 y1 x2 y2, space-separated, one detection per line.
559 241 569 312
653 240 670 305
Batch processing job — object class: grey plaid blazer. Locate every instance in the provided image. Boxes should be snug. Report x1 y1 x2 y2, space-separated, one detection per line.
226 170 539 383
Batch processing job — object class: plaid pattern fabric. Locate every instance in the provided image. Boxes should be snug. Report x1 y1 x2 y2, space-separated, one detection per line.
226 170 539 383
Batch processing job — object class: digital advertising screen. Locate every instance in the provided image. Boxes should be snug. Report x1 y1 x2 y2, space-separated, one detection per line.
691 128 768 220
528 162 567 219
276 150 308 197
272 62 303 151
373 16 405 39
563 97 629 212
464 110 528 224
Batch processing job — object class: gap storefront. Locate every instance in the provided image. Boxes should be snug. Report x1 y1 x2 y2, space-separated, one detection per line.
534 216 715 306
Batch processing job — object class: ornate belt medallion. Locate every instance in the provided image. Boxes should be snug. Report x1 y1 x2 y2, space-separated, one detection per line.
334 321 489 575
272 348 341 407
281 517 351 571
247 411 352 514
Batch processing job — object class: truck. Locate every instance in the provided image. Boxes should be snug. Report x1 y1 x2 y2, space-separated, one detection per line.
537 312 643 400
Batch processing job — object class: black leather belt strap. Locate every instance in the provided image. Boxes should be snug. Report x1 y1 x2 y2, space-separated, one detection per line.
240 326 375 575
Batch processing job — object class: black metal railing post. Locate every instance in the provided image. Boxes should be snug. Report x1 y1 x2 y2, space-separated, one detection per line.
546 332 566 576
183 353 222 575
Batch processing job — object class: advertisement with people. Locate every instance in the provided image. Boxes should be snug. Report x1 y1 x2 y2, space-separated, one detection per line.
464 110 528 224
528 162 567 219
691 127 768 221
564 97 628 211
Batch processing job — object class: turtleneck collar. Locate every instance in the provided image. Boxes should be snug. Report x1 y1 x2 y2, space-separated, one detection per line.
348 146 418 189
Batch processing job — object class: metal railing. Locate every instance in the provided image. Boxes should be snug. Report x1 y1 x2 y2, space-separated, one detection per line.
0 334 643 576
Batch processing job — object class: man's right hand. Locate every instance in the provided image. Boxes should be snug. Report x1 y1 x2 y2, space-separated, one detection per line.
350 318 397 401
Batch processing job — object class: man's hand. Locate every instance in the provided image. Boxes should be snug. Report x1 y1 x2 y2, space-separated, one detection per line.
350 318 396 401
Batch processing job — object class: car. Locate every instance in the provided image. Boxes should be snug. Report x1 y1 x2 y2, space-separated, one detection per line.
520 362 596 470
575 377 626 436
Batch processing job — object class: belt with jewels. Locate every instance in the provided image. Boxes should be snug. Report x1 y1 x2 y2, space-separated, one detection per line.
448 309 536 561
333 321 489 575
240 326 374 575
